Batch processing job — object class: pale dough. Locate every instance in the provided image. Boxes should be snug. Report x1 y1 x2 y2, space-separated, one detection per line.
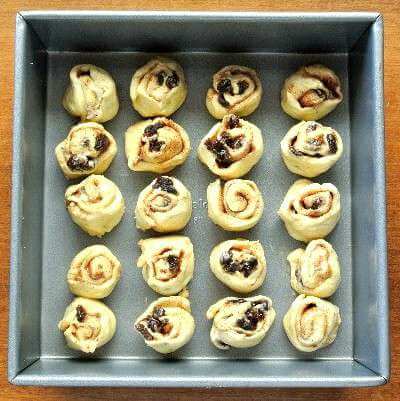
65 175 125 237
63 64 119 123
283 294 341 352
206 65 262 119
278 179 341 242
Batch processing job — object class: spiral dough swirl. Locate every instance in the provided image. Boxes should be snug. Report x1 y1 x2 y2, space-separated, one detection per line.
207 295 276 349
281 121 343 178
198 114 263 179
58 297 116 353
125 117 191 173
278 179 340 242
283 294 341 352
207 178 264 231
206 65 262 119
134 296 195 354
65 175 125 237
67 245 122 299
288 239 341 298
135 176 192 233
137 236 194 296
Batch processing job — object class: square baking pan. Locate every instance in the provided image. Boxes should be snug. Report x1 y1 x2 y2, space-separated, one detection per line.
9 11 389 387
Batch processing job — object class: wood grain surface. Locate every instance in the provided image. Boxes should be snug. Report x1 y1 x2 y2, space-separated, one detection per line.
0 1 399 400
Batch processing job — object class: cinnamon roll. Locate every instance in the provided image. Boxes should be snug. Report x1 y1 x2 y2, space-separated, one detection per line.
134 296 195 353
281 121 343 178
55 122 117 179
130 58 187 117
63 64 119 123
281 64 343 121
283 294 341 352
210 239 266 293
206 65 262 119
207 178 264 231
135 176 192 233
65 175 125 237
125 117 191 173
278 179 340 242
207 295 275 349
137 236 194 295
198 114 263 179
288 239 341 298
58 297 116 353
67 245 122 299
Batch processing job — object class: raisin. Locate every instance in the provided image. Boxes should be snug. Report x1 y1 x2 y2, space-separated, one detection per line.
327 133 337 154
237 80 249 94
156 70 166 86
220 250 258 277
289 145 305 157
240 258 258 278
67 155 92 171
227 115 240 129
220 251 232 266
311 198 323 210
166 71 179 89
237 318 252 330
218 93 230 107
76 305 87 322
217 78 233 94
167 255 180 272
237 302 268 331
222 133 242 149
94 134 110 152
149 138 164 152
144 122 164 137
153 307 166 318
304 303 317 312
152 176 178 194
205 139 232 168
135 323 154 340
306 122 319 132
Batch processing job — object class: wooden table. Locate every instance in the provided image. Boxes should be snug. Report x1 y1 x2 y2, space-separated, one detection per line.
0 1 399 400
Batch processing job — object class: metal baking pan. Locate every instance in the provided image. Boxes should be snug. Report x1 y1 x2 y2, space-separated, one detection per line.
9 11 389 387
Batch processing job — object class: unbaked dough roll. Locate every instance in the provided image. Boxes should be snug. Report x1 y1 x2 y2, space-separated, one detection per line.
137 236 194 295
55 122 117 179
58 297 116 353
65 175 125 237
130 58 187 117
63 64 119 123
281 121 343 178
207 178 264 231
278 179 340 242
135 176 192 233
134 296 195 353
125 117 191 173
283 294 341 352
288 239 341 298
198 114 263 179
206 295 275 350
206 65 262 119
67 245 122 299
281 64 343 121
210 239 266 293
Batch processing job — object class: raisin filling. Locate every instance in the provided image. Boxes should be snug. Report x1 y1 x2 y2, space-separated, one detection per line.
298 88 327 108
303 302 317 312
227 115 240 129
156 70 167 86
156 70 179 89
237 80 249 94
94 133 110 152
327 133 337 154
167 255 180 273
237 300 269 331
67 155 94 171
76 305 87 322
135 307 172 340
216 78 234 107
220 250 258 278
152 176 178 195
143 122 165 152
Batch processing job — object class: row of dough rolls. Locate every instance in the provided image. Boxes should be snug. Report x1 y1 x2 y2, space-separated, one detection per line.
62 61 343 123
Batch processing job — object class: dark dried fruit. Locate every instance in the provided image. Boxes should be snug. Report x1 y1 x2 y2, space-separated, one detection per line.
166 71 179 89
167 255 180 273
220 250 258 278
237 80 249 95
205 138 232 168
217 78 233 94
304 302 317 312
144 122 164 137
306 122 319 132
327 133 337 154
135 323 154 340
148 138 164 152
152 176 178 194
156 70 166 86
221 133 242 150
227 115 240 129
289 145 305 157
230 298 246 304
310 198 323 210
67 155 93 171
94 134 110 152
140 307 171 336
76 305 87 322
218 93 230 107
77 69 90 78
237 302 269 331
153 307 166 318
298 88 327 107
